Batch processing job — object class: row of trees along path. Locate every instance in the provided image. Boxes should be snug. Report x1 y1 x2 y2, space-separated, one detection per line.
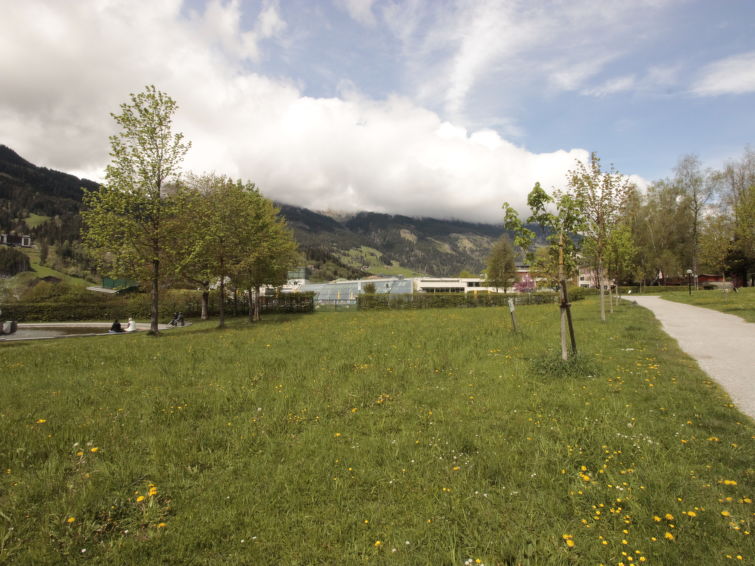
82 86 298 333
502 154 633 360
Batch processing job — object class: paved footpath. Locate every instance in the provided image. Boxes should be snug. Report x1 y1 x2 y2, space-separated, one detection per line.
630 295 755 420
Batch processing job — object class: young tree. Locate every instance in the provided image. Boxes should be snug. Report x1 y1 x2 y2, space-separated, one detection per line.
567 153 633 321
485 235 517 292
503 182 584 360
82 86 190 334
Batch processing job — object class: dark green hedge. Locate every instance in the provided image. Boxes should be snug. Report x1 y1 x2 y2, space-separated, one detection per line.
3 292 314 322
357 292 561 310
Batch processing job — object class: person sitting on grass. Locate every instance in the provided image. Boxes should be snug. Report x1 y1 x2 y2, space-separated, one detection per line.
176 312 185 326
109 319 124 333
124 317 137 332
168 312 179 327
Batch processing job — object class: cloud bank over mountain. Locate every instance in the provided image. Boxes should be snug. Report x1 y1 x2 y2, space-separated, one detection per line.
2 1 751 222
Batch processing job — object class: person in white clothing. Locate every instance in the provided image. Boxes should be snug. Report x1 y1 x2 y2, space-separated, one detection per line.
124 317 137 332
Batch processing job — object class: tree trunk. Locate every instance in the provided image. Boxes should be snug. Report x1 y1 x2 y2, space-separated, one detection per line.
597 257 606 322
233 288 238 316
252 287 254 322
150 258 160 335
218 272 226 328
608 281 614 313
558 231 568 361
560 304 568 361
253 285 261 322
201 287 209 320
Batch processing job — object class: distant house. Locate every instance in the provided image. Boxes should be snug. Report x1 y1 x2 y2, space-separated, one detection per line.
0 233 32 247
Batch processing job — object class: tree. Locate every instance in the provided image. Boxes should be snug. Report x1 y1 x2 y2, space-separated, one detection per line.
82 86 190 334
718 147 755 285
233 197 299 322
503 182 584 360
567 153 632 321
699 214 733 278
673 154 716 279
485 235 517 292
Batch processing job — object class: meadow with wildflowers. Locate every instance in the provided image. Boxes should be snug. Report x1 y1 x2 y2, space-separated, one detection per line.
1 298 752 565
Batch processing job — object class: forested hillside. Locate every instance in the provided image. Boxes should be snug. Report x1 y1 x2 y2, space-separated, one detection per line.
1 146 511 279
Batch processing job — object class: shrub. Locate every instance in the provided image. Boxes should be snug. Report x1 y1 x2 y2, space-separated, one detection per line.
357 292 561 310
0 247 31 276
3 290 314 322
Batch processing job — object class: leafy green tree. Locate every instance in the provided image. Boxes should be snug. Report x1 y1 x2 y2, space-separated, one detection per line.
0 247 31 276
567 153 632 321
39 240 48 265
233 198 299 322
485 235 517 292
673 154 716 278
503 182 584 360
699 214 733 278
82 86 190 334
718 147 755 284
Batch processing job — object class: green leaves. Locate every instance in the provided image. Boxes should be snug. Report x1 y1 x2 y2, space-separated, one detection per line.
82 86 191 333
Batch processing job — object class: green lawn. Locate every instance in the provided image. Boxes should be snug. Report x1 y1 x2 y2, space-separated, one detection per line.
650 287 755 323
1 299 752 564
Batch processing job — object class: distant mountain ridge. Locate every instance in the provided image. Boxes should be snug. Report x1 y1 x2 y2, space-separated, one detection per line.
0 144 513 278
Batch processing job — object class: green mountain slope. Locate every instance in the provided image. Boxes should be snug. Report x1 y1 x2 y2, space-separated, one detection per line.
1 145 520 279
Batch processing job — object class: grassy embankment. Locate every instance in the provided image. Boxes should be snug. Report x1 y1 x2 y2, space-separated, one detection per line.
652 287 755 323
0 248 91 301
338 246 424 277
1 298 752 565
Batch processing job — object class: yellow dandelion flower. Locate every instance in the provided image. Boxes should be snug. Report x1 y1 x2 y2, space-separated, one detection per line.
687 511 697 517
664 513 674 520
664 532 674 540
76 451 84 457
566 539 575 548
334 432 342 437
90 447 99 453
66 517 76 523
136 495 145 502
722 480 737 486
36 419 46 424
374 540 382 547
157 522 167 528
721 511 731 517
653 516 662 522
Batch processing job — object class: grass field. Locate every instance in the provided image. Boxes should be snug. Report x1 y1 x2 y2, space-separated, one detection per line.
23 214 51 229
1 299 752 565
654 287 755 323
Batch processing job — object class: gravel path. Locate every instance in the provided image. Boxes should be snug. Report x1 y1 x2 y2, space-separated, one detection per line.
630 295 755 420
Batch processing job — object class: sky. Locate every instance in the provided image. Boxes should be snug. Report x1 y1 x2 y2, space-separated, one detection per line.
1 0 754 223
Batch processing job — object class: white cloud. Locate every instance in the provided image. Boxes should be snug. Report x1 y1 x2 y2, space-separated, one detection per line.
692 51 755 96
392 1 671 120
582 74 636 97
335 0 377 27
0 0 591 224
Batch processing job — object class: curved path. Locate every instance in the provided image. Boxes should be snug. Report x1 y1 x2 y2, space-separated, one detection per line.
630 295 755 420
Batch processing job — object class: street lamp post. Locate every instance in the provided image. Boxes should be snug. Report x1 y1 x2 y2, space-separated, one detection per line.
686 269 693 296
